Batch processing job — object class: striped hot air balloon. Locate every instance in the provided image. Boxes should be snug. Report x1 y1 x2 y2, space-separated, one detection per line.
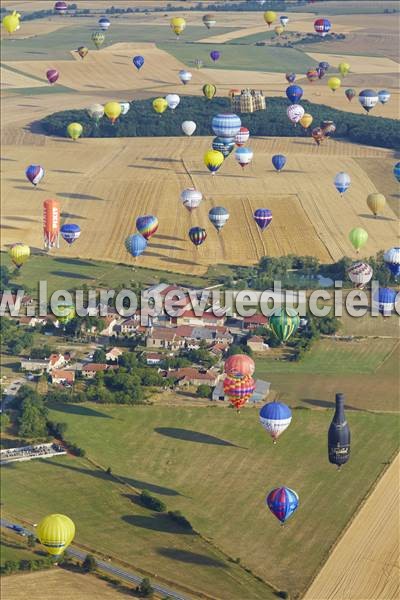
358 89 379 113
259 401 292 443
211 113 241 139
25 164 44 186
269 308 300 343
212 137 235 158
208 207 229 233
267 487 299 524
43 199 60 249
314 17 331 36
235 127 250 147
223 374 255 410
136 215 159 240
188 227 207 247
60 223 81 245
54 1 68 15
98 16 111 31
46 69 59 85
374 287 397 316
253 208 272 232
9 243 30 269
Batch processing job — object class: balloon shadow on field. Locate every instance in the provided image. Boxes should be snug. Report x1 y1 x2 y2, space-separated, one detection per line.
154 427 246 448
52 169 83 174
128 164 172 172
157 547 227 567
50 403 113 419
0 224 22 231
121 514 193 535
156 234 186 242
50 270 92 280
0 157 17 162
149 243 184 252
143 157 182 164
61 212 88 221
13 185 35 191
53 257 94 267
7 216 38 223
56 192 105 201
301 398 364 411
358 213 397 222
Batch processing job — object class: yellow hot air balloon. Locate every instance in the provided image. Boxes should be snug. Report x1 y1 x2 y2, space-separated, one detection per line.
328 77 341 92
202 83 216 100
274 25 284 36
366 192 386 217
67 122 83 141
9 243 30 269
338 62 350 77
264 11 276 27
37 514 75 557
300 113 313 129
2 11 21 34
104 101 122 124
152 97 168 115
204 149 224 175
170 16 186 37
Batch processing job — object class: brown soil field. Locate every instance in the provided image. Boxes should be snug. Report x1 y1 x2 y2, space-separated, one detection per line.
304 453 400 600
306 52 399 74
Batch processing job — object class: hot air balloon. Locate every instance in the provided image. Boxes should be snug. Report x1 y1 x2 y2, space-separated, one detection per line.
235 147 253 168
334 172 351 195
280 16 289 27
26 165 44 187
314 18 331 37
287 104 305 125
60 223 81 245
166 94 180 110
204 149 224 174
358 89 378 113
211 113 241 139
136 215 159 240
269 308 300 343
203 83 216 100
3 10 21 33
253 208 272 232
347 262 373 289
181 188 203 212
286 84 303 103
195 58 204 69
311 127 325 146
316 66 326 79
223 374 255 410
272 154 287 172
224 354 255 379
77 46 88 59
338 62 350 77
306 69 318 83
54 1 68 14
366 192 386 217
104 101 122 124
9 243 30 269
285 72 296 84
91 31 105 50
46 69 59 85
43 199 60 249
125 233 147 258
274 25 284 36
55 303 76 326
67 122 83 141
235 127 250 147
259 401 292 443
212 137 235 158
189 227 207 247
383 247 400 278
182 121 196 136
374 287 397 316
98 16 110 31
321 120 336 137
208 207 229 233
394 162 400 182
37 514 75 557
300 113 313 129
267 487 299 524
178 69 192 85
319 61 330 71
328 77 341 92
87 103 104 125
378 89 390 104
203 14 216 29
210 50 220 62
345 88 356 102
264 11 277 27
170 16 186 38
120 101 130 116
349 227 368 253
133 55 144 70
328 393 350 469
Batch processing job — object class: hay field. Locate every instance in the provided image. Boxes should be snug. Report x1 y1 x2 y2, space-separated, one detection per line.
1 66 48 90
305 454 400 600
1 137 397 275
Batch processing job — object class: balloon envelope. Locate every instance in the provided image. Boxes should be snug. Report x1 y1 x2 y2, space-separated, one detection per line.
204 149 224 173
152 98 168 114
359 89 379 112
347 262 373 288
133 55 144 70
287 104 305 124
189 227 207 246
235 127 250 147
104 101 122 123
208 206 229 232
211 113 241 138
182 121 196 136
286 85 303 103
314 18 331 36
253 208 272 232
259 402 292 441
383 247 400 278
374 287 397 315
235 147 253 168
267 487 299 523
212 137 235 158
67 122 83 140
180 188 202 212
210 50 220 62
269 308 300 342
202 83 216 99
136 215 159 240
300 113 313 128
328 77 341 92
99 16 110 31
349 227 368 252
394 162 400 182
125 233 147 257
179 69 192 84
285 72 296 84
366 192 385 216
9 243 30 268
378 89 390 104
334 172 351 195
26 164 44 186
60 223 81 245
272 154 286 172
166 94 180 110
223 374 255 409
37 514 75 557
46 69 59 84
345 88 356 102
224 354 255 378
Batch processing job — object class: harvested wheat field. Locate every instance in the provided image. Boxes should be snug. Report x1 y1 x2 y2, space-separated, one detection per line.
305 454 400 600
1 136 397 275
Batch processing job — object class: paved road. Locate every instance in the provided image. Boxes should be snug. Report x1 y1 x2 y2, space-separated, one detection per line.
1 518 189 600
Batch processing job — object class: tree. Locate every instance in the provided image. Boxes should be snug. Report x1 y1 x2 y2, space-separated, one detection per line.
137 578 154 598
0 412 11 433
82 554 96 573
140 490 166 512
17 390 48 439
93 348 106 363
196 384 212 399
27 535 36 548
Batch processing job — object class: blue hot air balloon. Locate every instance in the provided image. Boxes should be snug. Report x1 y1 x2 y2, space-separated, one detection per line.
374 287 397 315
212 137 235 158
285 72 296 84
334 172 351 195
133 55 144 70
25 164 44 186
378 89 390 104
394 162 400 182
259 401 292 443
253 208 272 232
211 113 241 140
125 233 147 258
98 16 111 31
286 84 303 103
358 89 379 113
210 50 220 62
272 154 287 172
267 487 299 524
60 223 81 245
383 248 400 278
319 61 330 71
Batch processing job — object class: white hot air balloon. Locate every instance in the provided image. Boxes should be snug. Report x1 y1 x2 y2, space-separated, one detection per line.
178 69 192 85
180 188 203 212
166 94 180 110
347 262 373 289
287 104 305 125
182 121 197 136
334 172 351 196
120 101 130 116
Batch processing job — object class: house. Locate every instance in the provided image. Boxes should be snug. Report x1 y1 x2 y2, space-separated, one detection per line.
145 352 165 366
171 309 225 327
212 379 271 403
81 363 118 379
247 336 269 353
106 347 123 362
17 316 47 328
210 342 229 358
170 367 220 387
46 353 69 373
0 292 33 309
20 359 49 373
51 370 75 385
243 314 268 330
100 316 122 337
145 327 185 351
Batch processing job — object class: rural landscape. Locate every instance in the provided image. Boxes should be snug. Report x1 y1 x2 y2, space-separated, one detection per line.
0 1 399 600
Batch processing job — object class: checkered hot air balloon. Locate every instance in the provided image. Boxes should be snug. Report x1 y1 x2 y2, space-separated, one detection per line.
267 487 299 524
269 308 300 343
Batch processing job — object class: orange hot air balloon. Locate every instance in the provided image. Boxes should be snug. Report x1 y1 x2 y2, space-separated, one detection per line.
223 374 256 411
224 354 255 379
43 199 60 249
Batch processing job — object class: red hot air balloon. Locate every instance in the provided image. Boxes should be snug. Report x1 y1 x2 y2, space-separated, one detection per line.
223 374 256 411
224 354 255 379
46 69 59 84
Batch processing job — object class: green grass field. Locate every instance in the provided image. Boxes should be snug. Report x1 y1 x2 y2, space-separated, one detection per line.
1 532 46 565
2 405 398 598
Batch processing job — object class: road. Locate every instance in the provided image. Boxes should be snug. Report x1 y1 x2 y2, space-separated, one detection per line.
0 518 190 600
1 377 26 411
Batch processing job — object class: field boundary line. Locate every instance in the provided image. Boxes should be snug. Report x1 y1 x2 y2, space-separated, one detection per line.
372 339 400 374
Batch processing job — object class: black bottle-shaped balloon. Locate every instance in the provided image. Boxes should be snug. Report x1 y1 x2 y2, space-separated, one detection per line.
328 393 350 468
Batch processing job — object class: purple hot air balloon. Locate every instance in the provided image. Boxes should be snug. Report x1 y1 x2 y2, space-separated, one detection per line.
210 50 220 62
254 209 273 232
133 55 144 70
46 69 59 84
316 66 326 79
25 164 44 187
285 72 296 84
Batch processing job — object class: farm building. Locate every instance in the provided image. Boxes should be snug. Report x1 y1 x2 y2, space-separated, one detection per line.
212 379 270 403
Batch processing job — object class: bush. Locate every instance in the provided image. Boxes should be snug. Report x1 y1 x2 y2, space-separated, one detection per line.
167 510 193 531
82 554 96 573
140 490 166 513
137 577 154 598
196 384 212 399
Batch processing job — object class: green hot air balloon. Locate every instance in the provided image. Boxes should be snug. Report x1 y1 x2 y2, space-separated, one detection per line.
54 303 76 326
349 227 368 253
91 31 105 50
269 308 300 343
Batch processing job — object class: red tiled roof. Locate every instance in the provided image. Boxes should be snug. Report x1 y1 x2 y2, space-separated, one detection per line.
172 367 217 382
243 314 268 325
52 369 75 383
82 363 108 372
248 335 264 343
149 328 182 341
177 310 221 321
